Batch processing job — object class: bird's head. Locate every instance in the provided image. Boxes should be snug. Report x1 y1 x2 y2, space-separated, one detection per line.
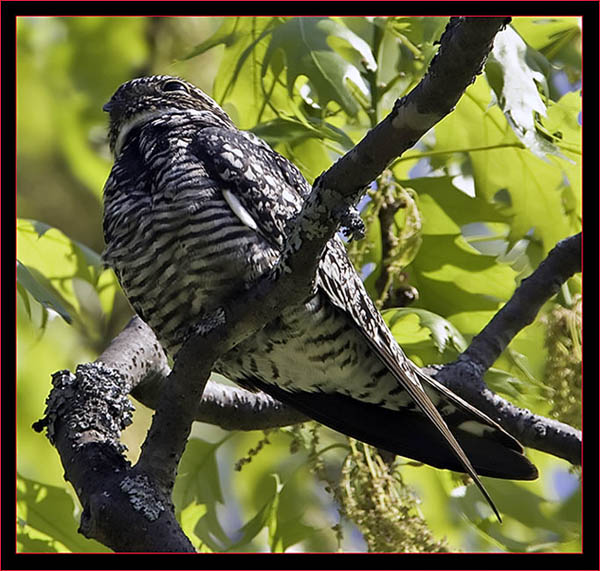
103 75 233 156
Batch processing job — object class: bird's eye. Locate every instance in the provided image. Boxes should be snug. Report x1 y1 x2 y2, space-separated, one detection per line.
162 80 189 94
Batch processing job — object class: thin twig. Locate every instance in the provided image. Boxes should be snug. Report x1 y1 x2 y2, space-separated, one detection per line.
462 233 582 373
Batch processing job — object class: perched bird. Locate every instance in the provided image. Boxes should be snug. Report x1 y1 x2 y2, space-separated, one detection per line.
102 75 538 519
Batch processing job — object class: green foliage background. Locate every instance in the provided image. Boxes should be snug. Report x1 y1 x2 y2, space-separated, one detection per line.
17 16 581 553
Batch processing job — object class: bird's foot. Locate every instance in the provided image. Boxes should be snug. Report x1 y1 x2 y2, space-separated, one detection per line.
335 204 365 242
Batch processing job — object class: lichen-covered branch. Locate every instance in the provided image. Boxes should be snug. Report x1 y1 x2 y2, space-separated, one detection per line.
33 364 195 552
95 315 306 429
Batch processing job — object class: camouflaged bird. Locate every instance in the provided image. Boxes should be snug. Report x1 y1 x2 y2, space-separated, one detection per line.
102 75 538 518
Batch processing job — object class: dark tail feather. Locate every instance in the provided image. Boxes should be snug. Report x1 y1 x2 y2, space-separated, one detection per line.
451 425 538 480
250 381 538 482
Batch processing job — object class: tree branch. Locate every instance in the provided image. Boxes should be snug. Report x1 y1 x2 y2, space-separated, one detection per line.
462 233 582 373
430 232 582 465
32 364 195 552
102 317 309 429
91 314 305 429
433 361 582 466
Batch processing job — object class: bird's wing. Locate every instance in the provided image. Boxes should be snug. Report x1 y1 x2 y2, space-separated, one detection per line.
191 125 308 250
319 239 525 455
317 238 508 517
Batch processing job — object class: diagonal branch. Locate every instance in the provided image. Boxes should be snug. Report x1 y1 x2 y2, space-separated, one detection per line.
431 232 582 465
462 233 582 374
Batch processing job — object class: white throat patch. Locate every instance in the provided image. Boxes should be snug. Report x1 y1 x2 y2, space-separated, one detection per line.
113 108 222 157
114 110 166 157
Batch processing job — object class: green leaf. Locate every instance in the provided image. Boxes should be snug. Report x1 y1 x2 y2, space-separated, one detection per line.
511 17 581 55
435 74 519 152
228 473 284 552
402 176 509 236
251 115 355 152
17 474 110 553
184 17 240 59
283 136 335 183
434 77 579 254
447 309 498 336
209 17 285 128
263 17 375 116
487 26 563 159
407 234 518 317
384 307 467 354
179 503 211 552
471 147 572 252
544 91 581 227
17 219 103 276
95 267 120 318
17 260 74 324
17 219 109 327
271 515 318 553
17 281 32 320
173 437 231 551
483 368 527 400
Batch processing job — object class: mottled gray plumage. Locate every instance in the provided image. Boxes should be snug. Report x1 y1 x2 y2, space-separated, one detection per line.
103 76 537 518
